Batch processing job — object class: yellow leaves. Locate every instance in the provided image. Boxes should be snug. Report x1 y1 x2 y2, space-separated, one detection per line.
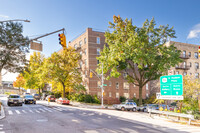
13 74 25 88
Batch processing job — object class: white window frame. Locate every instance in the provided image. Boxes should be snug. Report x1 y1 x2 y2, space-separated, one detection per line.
123 82 129 89
116 93 119 98
109 92 112 97
97 48 100 55
97 37 100 44
116 82 119 89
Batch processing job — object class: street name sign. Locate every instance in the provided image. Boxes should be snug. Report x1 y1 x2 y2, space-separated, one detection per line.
160 75 183 96
156 93 183 100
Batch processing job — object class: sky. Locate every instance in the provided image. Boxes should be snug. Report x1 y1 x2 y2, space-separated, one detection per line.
1 0 200 81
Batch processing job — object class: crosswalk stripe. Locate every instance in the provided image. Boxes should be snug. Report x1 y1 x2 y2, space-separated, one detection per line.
39 108 46 112
15 110 21 114
29 110 34 113
8 110 13 115
43 108 53 112
22 110 27 113
53 107 63 111
35 110 40 113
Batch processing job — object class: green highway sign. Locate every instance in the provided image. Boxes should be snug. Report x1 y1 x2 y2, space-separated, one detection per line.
103 84 107 86
160 75 183 96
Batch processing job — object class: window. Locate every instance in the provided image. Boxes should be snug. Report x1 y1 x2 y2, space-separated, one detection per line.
123 82 129 89
195 62 199 69
146 84 148 90
189 52 191 57
85 81 88 88
183 62 186 68
109 92 112 97
116 82 119 89
97 37 100 44
74 44 77 50
195 52 198 59
124 93 129 99
79 41 82 47
80 51 82 56
85 59 87 66
146 93 149 98
109 81 112 86
177 71 180 75
97 81 101 88
116 93 119 98
189 62 192 67
97 60 99 65
133 84 136 87
97 92 101 97
134 93 136 97
84 38 86 44
123 72 127 78
183 72 187 76
183 51 186 57
195 73 199 78
85 70 87 77
84 49 87 55
97 48 100 55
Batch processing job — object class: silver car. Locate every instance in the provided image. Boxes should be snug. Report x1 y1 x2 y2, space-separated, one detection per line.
7 94 23 106
113 101 137 111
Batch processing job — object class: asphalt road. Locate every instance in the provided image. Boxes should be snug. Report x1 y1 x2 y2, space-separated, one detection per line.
0 97 193 133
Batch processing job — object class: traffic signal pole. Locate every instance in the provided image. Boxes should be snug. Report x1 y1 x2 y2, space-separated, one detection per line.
101 63 104 108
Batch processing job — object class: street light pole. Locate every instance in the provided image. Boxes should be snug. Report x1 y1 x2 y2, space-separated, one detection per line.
0 19 30 23
101 63 104 108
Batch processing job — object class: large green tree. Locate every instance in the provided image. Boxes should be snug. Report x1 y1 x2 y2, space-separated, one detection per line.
97 15 182 105
0 22 29 85
45 47 81 98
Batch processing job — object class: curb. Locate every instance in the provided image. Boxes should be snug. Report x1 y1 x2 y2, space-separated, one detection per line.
0 105 5 120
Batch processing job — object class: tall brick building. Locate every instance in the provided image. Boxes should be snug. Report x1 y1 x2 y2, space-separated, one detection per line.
68 28 149 104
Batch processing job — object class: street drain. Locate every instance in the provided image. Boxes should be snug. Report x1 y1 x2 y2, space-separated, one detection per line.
36 119 48 122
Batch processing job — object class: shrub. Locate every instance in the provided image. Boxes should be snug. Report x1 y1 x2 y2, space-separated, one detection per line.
93 95 100 104
84 94 93 103
4 92 11 95
119 96 126 103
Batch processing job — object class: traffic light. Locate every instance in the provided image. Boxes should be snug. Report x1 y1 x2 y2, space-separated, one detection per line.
199 46 200 57
58 33 66 48
90 72 93 78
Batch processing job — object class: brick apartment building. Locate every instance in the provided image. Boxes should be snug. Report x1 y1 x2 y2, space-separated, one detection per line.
68 28 149 104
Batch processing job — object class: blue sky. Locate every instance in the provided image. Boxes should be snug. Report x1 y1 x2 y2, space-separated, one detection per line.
1 0 200 57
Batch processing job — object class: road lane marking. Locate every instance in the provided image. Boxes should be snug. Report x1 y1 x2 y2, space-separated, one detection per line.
15 110 21 114
35 110 40 113
43 108 53 112
29 110 34 113
53 107 63 111
8 110 13 115
22 110 27 113
38 108 46 112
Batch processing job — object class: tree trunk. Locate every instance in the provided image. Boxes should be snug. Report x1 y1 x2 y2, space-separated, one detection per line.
198 95 200 113
38 88 41 96
0 69 2 86
139 85 143 105
62 82 65 98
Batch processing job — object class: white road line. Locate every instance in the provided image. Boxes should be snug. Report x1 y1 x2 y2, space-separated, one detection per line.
43 108 53 112
15 110 21 114
39 108 46 112
35 110 40 113
29 110 34 113
22 110 27 113
53 107 63 111
8 110 13 115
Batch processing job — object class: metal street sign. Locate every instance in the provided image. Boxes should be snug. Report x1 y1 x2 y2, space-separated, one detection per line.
160 75 183 96
103 84 107 86
156 93 183 100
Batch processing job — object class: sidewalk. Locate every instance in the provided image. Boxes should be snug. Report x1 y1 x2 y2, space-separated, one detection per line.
70 101 114 109
38 101 200 133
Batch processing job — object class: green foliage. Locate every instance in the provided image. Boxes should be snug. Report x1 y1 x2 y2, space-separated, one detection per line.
68 93 100 104
0 22 29 77
97 15 182 105
4 92 11 95
119 96 126 103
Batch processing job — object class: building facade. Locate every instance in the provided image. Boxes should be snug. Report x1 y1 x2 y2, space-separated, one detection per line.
67 28 149 104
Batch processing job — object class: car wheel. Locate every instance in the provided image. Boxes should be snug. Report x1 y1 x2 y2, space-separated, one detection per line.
132 107 136 112
7 103 10 106
121 107 125 111
20 104 23 106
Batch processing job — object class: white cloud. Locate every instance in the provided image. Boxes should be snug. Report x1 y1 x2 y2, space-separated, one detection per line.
0 14 9 19
187 23 200 39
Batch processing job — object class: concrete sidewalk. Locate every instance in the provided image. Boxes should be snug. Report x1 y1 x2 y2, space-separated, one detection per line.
38 101 200 133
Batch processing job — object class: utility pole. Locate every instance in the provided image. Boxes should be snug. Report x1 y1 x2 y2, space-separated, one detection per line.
101 63 104 108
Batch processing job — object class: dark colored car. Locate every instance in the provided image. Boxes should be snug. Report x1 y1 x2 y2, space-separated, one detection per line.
46 95 56 102
7 94 23 106
33 94 40 100
137 104 147 112
23 95 36 104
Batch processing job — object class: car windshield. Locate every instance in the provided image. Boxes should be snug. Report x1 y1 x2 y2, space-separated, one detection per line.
34 94 39 96
25 95 33 98
10 95 19 98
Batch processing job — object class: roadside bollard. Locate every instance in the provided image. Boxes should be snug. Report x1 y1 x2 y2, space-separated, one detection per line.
48 98 50 106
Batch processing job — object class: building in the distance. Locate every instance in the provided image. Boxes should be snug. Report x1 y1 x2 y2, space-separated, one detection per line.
67 28 149 104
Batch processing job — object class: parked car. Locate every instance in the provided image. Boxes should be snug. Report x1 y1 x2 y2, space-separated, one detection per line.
32 94 40 100
137 104 147 112
7 94 23 106
146 104 159 112
23 95 36 104
113 100 137 111
56 97 70 105
46 95 56 102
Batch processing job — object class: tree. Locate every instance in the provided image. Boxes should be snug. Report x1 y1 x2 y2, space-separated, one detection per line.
0 22 29 85
45 47 81 98
13 74 25 94
97 15 182 105
23 52 46 95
